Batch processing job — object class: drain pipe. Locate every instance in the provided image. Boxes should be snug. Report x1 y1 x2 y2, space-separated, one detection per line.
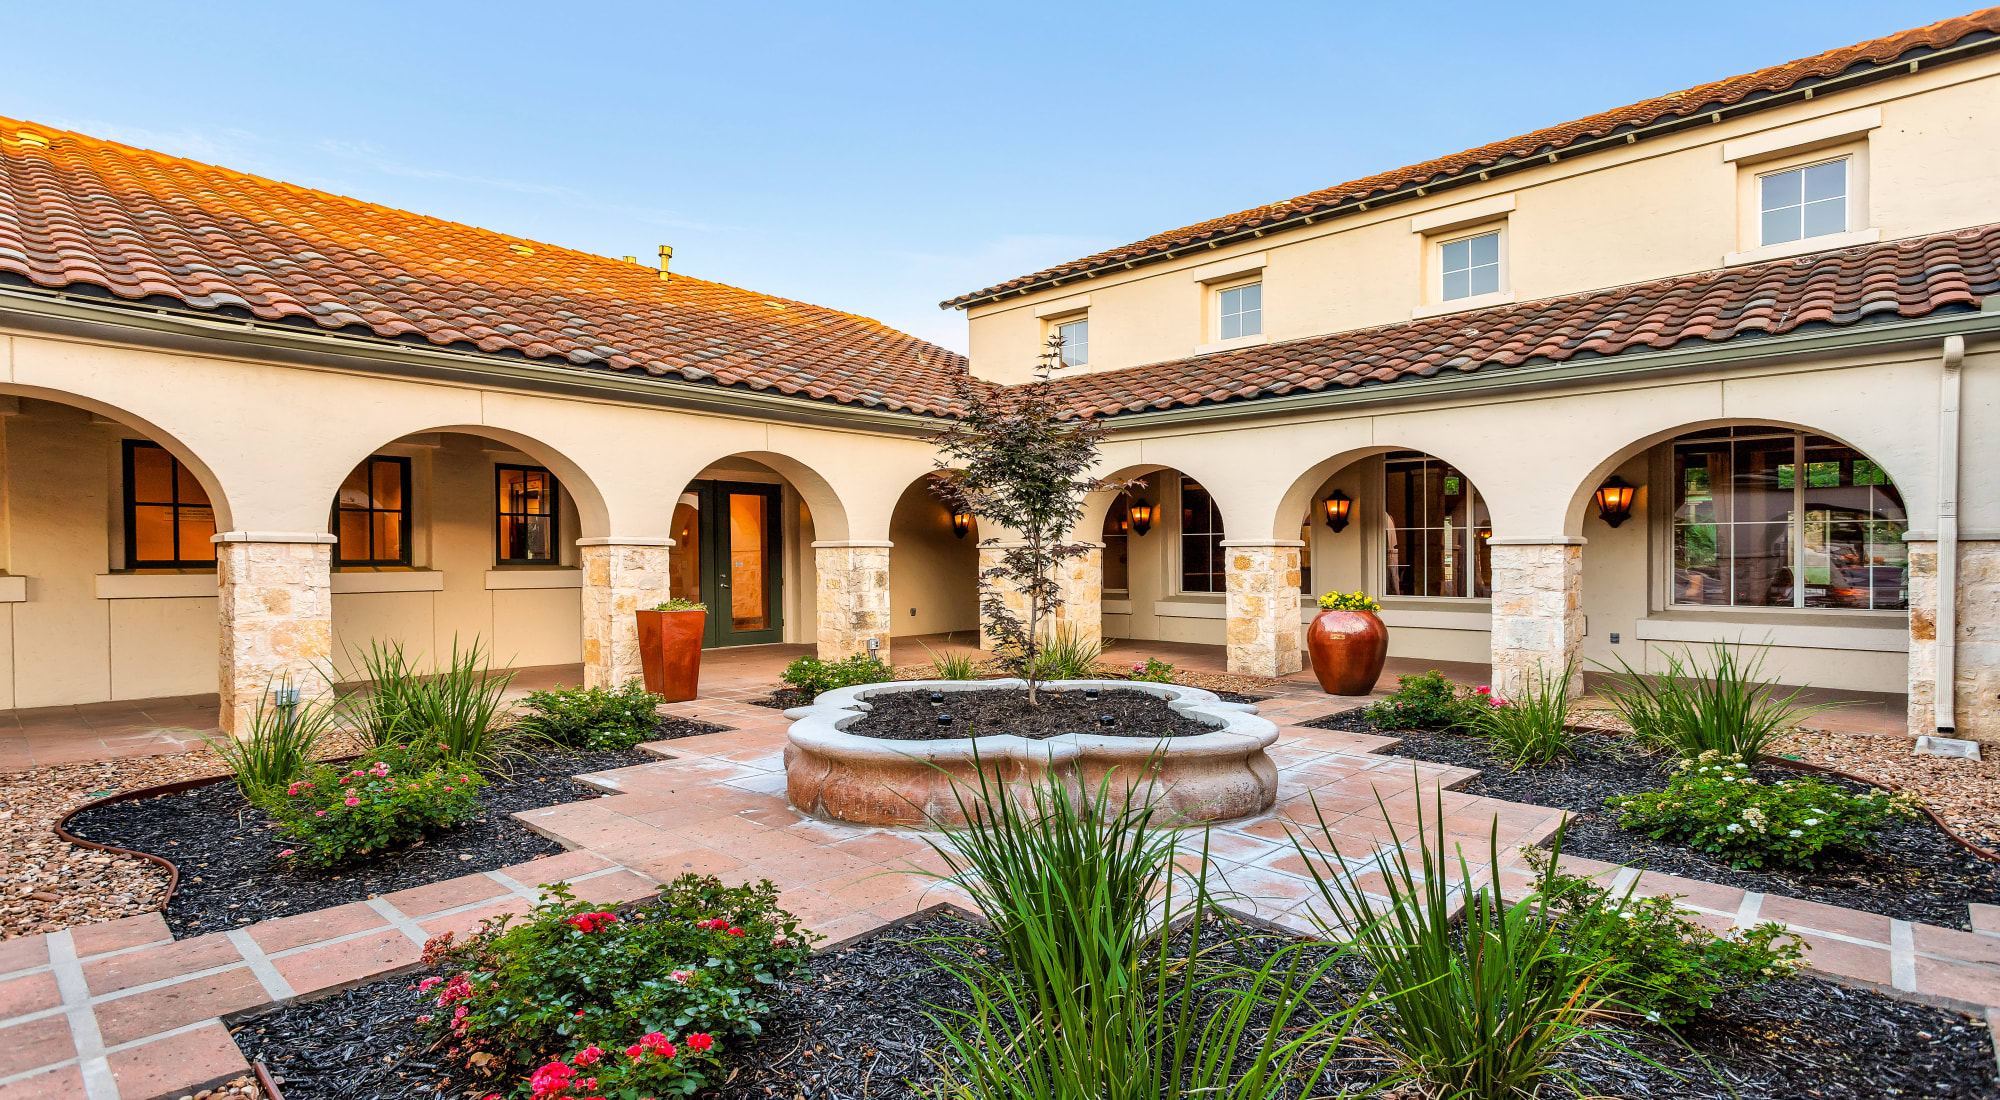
1935 334 1966 734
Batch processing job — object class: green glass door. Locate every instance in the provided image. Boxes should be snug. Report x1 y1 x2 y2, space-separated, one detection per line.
696 481 784 647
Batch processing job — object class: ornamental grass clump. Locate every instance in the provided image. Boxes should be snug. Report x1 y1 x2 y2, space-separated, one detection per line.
1364 669 1482 731
204 674 341 798
1609 751 1919 869
920 763 1362 1100
403 636 518 765
1289 793 1618 1099
268 742 484 866
516 680 666 751
1597 641 1838 764
418 876 813 1095
1464 660 1579 768
1024 623 1102 681
1527 851 1805 1027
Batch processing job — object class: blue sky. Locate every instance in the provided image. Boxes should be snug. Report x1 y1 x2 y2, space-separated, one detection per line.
2 1 1975 353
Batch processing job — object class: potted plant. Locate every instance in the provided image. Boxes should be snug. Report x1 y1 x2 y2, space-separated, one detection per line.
635 598 707 703
1306 590 1388 696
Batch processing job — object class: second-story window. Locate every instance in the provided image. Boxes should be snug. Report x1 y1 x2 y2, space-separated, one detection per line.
1760 158 1847 246
1057 318 1089 368
1440 231 1501 302
1218 282 1262 340
334 455 412 567
496 464 561 564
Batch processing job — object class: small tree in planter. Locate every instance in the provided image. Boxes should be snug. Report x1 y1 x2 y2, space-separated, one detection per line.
932 337 1129 704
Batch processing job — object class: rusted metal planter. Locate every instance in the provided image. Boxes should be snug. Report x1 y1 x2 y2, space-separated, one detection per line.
1306 608 1389 695
783 679 1280 829
636 608 705 702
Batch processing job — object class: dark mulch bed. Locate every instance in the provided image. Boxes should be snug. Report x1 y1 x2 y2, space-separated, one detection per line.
231 908 1999 1100
751 684 1268 710
65 721 722 938
844 686 1215 741
1308 710 2000 930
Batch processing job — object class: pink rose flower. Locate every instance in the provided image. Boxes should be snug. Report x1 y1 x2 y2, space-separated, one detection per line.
345 796 360 806
686 1032 714 1052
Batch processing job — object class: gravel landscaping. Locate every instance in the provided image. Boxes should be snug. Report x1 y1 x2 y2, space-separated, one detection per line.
231 907 2000 1100
1311 710 2000 930
63 719 721 938
843 686 1216 741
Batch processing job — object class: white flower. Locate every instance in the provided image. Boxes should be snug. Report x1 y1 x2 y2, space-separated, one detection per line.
1645 1010 1662 1024
1803 818 1821 826
1789 829 1803 837
1725 823 1744 834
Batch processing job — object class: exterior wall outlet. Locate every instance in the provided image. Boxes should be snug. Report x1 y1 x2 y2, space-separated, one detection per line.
867 636 880 652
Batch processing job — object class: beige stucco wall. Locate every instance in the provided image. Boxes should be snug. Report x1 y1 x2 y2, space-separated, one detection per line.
886 478 979 639
967 56 2000 384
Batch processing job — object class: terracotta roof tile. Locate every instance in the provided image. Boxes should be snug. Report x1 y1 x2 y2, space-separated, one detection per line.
945 9 2000 308
0 117 977 417
1042 224 2000 419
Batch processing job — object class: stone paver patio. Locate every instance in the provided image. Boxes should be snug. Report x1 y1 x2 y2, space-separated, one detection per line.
0 663 1986 1098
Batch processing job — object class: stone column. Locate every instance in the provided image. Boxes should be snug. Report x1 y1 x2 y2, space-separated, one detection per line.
815 541 893 663
1908 539 2000 742
579 538 674 690
975 541 1102 655
215 532 335 736
1222 541 1303 678
1487 538 1585 698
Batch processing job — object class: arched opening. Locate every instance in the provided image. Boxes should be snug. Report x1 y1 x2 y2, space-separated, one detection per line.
1083 465 1242 650
887 474 980 656
0 390 236 712
1567 421 1913 694
665 453 840 651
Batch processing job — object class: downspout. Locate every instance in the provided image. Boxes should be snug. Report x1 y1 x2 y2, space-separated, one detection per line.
1935 334 1966 734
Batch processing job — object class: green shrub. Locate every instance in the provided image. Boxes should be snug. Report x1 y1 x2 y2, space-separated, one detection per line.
1597 642 1837 764
1364 670 1479 730
1315 589 1380 611
204 675 340 798
779 652 893 701
418 876 812 1093
340 639 427 749
1289 800 1614 1099
1609 751 1920 869
268 744 484 866
1528 852 1805 1027
1025 623 1102 681
1464 661 1577 767
651 597 707 612
1128 656 1175 683
517 681 665 751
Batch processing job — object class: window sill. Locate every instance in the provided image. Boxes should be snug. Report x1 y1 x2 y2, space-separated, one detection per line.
485 568 581 591
1103 598 1133 615
1193 333 1268 356
332 570 445 594
96 573 214 600
1412 290 1514 320
1639 610 1905 652
1368 599 1494 632
1154 598 1226 619
1724 228 1880 267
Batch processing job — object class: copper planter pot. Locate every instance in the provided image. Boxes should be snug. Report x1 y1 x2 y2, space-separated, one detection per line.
636 609 706 702
1305 609 1388 696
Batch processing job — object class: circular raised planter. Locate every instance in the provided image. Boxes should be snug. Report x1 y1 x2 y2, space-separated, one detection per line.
783 679 1280 828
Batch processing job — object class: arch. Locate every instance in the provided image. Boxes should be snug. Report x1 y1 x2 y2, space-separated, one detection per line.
886 471 980 639
1265 440 1507 544
304 423 613 542
0 383 237 530
712 450 853 542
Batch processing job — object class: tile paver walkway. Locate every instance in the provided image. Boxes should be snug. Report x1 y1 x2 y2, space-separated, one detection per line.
0 672 1990 1097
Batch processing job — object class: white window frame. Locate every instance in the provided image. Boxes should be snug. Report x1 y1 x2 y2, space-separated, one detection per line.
1756 156 1850 249
1215 279 1263 343
1413 221 1512 318
1055 316 1089 369
1725 141 1876 266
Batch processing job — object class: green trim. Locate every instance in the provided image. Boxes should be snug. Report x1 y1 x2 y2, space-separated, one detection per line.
0 285 947 436
1101 309 2000 430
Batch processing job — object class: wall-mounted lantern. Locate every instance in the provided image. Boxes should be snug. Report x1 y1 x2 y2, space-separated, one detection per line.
1321 490 1352 533
1128 500 1155 536
950 510 973 538
1594 475 1636 528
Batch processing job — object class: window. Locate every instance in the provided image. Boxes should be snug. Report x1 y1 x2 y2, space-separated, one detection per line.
1298 515 1313 595
1440 231 1500 302
1218 282 1262 340
1057 318 1089 368
1383 454 1491 598
496 464 561 564
333 455 411 566
1759 159 1847 246
1102 495 1131 591
1671 427 1906 610
122 440 216 569
1179 477 1224 593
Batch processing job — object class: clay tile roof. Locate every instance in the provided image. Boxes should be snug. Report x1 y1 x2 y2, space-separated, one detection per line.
1040 223 2000 419
0 117 979 417
944 8 2000 308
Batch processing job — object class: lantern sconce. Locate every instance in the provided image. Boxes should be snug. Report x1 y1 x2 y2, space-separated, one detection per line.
950 510 973 539
1594 475 1637 528
1321 491 1352 533
1127 499 1155 536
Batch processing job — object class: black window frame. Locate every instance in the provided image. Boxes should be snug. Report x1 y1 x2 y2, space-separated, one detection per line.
494 463 563 566
332 455 413 567
1179 476 1225 594
121 439 217 570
